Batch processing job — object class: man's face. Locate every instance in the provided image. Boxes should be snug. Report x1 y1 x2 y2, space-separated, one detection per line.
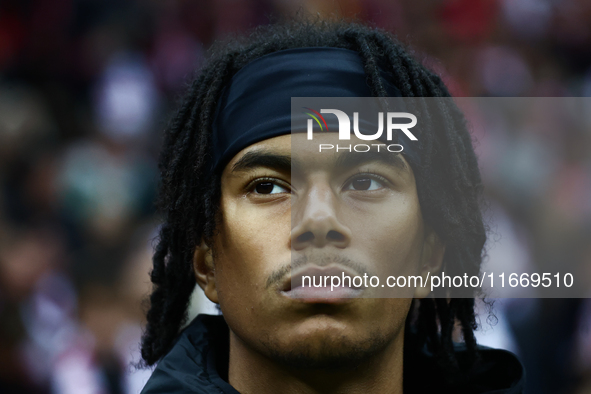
195 133 442 368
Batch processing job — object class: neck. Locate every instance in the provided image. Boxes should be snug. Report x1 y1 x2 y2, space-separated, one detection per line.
228 330 405 394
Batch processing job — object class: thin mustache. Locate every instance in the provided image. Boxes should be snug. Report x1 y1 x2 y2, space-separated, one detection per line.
265 253 371 290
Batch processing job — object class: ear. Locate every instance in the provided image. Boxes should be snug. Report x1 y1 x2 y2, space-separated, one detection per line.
414 227 445 299
193 240 219 304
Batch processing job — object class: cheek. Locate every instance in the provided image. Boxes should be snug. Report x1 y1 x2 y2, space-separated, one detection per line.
349 196 425 275
213 197 291 309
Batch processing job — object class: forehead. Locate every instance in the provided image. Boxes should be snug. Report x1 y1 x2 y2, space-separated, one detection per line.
224 133 413 179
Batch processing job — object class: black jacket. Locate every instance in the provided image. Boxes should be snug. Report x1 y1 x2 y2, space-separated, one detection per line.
141 314 525 394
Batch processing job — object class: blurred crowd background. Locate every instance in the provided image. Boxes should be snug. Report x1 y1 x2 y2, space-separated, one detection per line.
1 0 590 393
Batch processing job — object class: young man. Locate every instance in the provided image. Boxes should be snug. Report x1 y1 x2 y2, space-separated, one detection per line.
140 20 524 393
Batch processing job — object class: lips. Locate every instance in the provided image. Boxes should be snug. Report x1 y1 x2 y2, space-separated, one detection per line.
280 264 364 302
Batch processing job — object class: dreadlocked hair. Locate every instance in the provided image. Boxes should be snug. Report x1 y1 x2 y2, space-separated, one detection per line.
140 19 487 377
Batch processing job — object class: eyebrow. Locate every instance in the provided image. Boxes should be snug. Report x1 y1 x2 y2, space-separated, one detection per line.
231 151 293 173
231 148 409 175
334 150 409 172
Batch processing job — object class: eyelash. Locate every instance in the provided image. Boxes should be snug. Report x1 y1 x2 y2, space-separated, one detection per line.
245 177 291 194
343 172 391 191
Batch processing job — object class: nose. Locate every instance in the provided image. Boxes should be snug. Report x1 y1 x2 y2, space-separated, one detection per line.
291 183 352 250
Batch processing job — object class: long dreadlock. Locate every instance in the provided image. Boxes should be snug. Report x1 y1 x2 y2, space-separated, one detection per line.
140 19 487 375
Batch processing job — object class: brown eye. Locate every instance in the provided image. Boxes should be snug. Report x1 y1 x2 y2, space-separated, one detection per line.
255 182 274 194
351 178 372 190
345 176 385 191
253 181 289 194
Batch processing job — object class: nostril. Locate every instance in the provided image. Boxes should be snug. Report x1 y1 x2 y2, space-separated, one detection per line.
327 230 345 242
296 231 314 244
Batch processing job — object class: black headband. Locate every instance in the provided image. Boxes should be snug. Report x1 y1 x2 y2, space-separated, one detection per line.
210 47 416 173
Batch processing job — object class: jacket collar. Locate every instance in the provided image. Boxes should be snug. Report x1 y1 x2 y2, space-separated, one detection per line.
141 314 525 394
